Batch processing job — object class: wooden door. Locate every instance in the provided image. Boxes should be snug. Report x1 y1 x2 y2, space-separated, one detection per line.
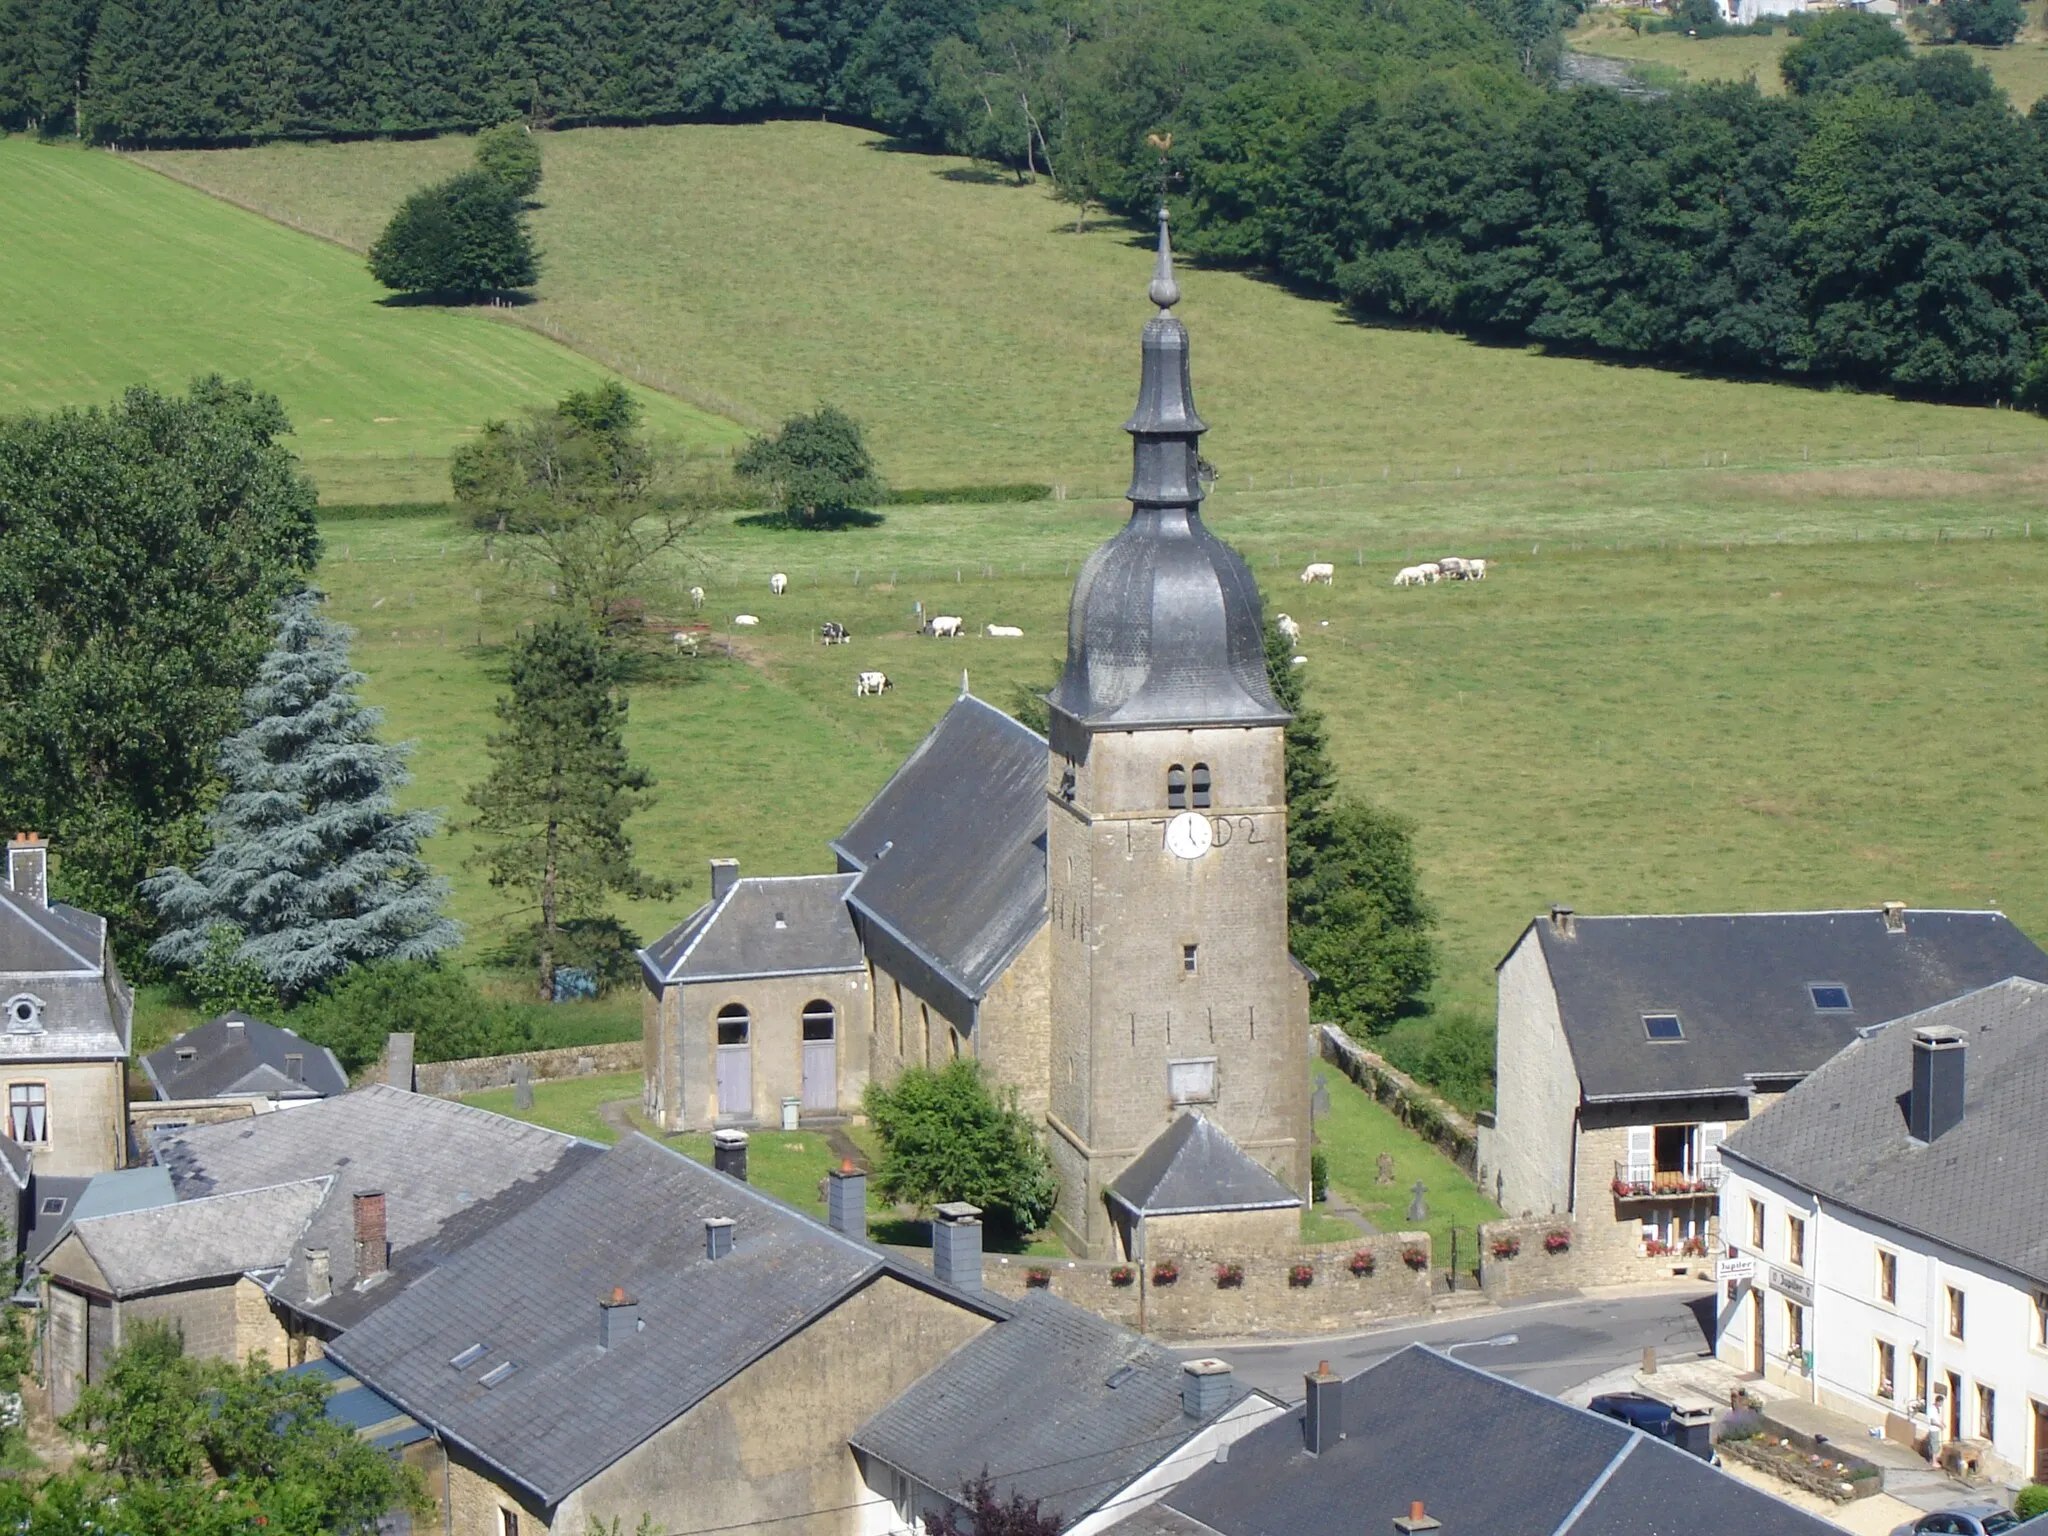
801 1002 836 1112
715 1007 752 1119
1947 1372 1963 1439
2033 1401 2048 1481
1751 1290 1766 1374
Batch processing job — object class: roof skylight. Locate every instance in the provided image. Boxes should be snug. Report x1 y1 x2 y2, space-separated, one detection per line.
479 1361 517 1388
1809 984 1852 1011
1643 1014 1684 1042
449 1344 485 1369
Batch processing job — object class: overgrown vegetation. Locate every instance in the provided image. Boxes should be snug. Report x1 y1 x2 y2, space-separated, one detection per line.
863 1060 1058 1236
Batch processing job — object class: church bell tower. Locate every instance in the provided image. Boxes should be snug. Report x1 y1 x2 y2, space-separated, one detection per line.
1042 210 1312 1259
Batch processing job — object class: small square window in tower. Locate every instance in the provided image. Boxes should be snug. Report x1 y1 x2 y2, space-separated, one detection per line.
1182 944 1198 974
1167 764 1187 810
1191 764 1212 808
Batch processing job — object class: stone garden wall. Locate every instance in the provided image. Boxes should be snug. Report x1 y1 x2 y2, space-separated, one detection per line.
1477 1213 1717 1300
977 1230 1435 1341
1317 1026 1478 1176
408 1040 643 1098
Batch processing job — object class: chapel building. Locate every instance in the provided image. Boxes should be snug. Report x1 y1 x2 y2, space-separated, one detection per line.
642 215 1311 1258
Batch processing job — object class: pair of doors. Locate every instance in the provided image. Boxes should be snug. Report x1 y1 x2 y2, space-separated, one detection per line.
713 1002 837 1116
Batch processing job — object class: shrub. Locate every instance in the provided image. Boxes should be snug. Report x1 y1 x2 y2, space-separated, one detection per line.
1490 1236 1521 1260
1544 1229 1572 1254
2015 1485 2048 1521
1288 1263 1315 1288
289 959 534 1072
1215 1262 1244 1288
1348 1250 1376 1277
1109 1265 1134 1288
474 121 542 198
1151 1260 1179 1286
862 1060 1057 1235
1780 11 1908 94
1401 1244 1429 1270
368 172 538 299
1310 1149 1329 1203
733 407 885 528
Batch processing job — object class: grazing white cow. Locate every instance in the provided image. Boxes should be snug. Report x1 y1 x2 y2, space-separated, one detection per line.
1417 562 1443 584
856 671 892 696
924 615 964 638
819 621 850 645
1300 562 1336 585
733 614 760 627
985 624 1023 638
1394 566 1429 587
1276 614 1302 644
1465 558 1488 580
1290 655 1308 666
689 586 705 610
672 631 699 654
1436 557 1469 580
769 572 789 595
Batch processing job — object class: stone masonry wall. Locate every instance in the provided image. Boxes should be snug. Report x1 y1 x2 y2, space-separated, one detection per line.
1318 1027 1477 1177
411 1040 643 1098
978 1231 1434 1341
1478 1212 1715 1302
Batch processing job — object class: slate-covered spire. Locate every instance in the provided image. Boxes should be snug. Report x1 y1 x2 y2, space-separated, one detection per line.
1047 209 1284 734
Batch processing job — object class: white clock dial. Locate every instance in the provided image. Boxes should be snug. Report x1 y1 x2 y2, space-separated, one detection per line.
1165 811 1213 860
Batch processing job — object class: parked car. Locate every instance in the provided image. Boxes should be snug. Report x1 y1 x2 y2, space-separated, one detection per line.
1888 1511 2020 1536
1585 1392 1718 1464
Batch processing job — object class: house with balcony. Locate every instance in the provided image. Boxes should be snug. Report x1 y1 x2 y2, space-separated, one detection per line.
1477 906 2048 1283
1717 978 2048 1483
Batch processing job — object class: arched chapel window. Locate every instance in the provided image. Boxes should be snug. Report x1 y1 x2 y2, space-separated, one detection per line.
1191 764 1212 809
1167 765 1188 810
716 1004 750 1046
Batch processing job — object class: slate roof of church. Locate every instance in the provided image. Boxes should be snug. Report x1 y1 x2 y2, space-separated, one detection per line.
0 882 130 1060
831 694 1048 1011
59 1177 330 1296
638 874 863 986
326 1134 1009 1509
1723 977 2048 1286
854 1290 1264 1523
1102 1346 1835 1536
1518 908 2048 1101
149 1085 600 1329
142 1012 348 1101
1109 1113 1301 1216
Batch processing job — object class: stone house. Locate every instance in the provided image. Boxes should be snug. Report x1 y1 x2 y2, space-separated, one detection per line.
0 834 131 1178
641 218 1313 1260
1478 906 2048 1283
1717 978 2048 1482
141 1011 348 1105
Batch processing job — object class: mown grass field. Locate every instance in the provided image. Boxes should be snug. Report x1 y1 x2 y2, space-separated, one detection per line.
0 138 741 502
1569 12 2048 105
133 120 2048 507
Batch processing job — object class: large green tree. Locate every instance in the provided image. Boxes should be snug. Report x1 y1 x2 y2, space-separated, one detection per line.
733 407 885 528
467 617 671 1000
863 1059 1058 1236
0 378 320 960
368 171 538 299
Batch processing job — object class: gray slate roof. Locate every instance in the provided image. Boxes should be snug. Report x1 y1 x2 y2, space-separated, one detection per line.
0 1135 30 1191
0 883 129 1060
326 1134 1007 1508
64 1177 330 1295
150 1085 600 1328
639 874 862 987
142 1013 348 1101
854 1290 1260 1524
832 694 1048 1017
25 1166 175 1266
1524 909 2048 1101
1109 1114 1301 1216
1110 1346 1833 1536
1722 977 2048 1286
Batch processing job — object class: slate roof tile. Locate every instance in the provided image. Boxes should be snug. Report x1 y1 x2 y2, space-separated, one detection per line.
640 874 863 986
66 1177 330 1295
142 1012 348 1101
1109 1114 1301 1216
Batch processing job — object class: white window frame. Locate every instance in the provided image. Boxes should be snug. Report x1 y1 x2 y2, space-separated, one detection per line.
3 994 43 1035
7 1082 47 1144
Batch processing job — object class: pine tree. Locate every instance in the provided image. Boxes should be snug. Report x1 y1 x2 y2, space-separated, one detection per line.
466 617 671 1000
144 591 459 1000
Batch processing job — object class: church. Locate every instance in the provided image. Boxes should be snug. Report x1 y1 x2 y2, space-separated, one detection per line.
641 214 1312 1259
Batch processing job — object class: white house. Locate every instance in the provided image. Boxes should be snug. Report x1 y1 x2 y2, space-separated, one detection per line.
1716 978 2048 1484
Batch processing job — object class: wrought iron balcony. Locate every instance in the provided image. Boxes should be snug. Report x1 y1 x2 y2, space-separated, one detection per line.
1611 1162 1724 1200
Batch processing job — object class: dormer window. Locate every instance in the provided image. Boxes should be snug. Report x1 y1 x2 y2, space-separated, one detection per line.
1191 764 1212 809
1167 765 1188 810
5 995 44 1035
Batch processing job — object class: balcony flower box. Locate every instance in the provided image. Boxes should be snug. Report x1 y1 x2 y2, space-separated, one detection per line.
1642 1239 1671 1258
1110 1265 1135 1288
1490 1236 1521 1260
1348 1250 1377 1277
1215 1262 1244 1289
1151 1260 1179 1287
1288 1263 1315 1289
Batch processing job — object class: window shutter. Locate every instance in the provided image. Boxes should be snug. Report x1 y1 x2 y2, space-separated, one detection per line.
1700 1123 1727 1165
1626 1126 1653 1166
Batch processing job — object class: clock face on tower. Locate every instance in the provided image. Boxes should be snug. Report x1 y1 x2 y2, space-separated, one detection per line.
1164 811 1213 860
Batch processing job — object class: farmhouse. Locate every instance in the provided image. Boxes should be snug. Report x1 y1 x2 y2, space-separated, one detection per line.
1477 905 2048 1281
643 213 1311 1259
1716 978 2048 1482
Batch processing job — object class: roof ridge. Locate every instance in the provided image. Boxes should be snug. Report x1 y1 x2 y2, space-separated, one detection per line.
1540 907 2010 923
343 1081 583 1143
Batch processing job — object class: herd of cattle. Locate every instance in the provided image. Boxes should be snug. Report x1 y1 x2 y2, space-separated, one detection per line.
1393 556 1487 586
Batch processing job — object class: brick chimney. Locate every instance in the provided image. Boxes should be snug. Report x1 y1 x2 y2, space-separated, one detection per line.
599 1285 639 1347
353 1191 389 1282
710 858 740 902
932 1202 983 1293
1182 1358 1234 1419
7 834 47 908
826 1160 866 1237
1303 1361 1343 1455
1910 1025 1966 1143
1393 1501 1442 1533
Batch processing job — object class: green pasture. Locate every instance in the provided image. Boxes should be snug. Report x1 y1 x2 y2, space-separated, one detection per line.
134 119 2048 505
1568 13 2048 106
0 138 740 503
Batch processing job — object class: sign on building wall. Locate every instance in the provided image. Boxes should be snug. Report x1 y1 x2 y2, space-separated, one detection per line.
1716 1255 1756 1284
1767 1265 1813 1306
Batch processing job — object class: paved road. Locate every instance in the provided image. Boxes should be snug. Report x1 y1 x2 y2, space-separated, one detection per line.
1181 1287 1718 1402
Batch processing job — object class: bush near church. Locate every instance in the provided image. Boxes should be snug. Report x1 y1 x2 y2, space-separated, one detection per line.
863 1060 1056 1236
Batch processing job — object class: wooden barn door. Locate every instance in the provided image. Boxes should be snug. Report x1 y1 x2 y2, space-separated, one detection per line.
801 1002 837 1112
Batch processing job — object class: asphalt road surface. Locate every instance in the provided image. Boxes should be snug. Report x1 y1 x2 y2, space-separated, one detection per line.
1182 1288 1718 1403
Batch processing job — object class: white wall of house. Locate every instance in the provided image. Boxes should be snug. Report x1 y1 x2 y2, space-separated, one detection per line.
1480 931 1579 1218
1719 1158 2048 1481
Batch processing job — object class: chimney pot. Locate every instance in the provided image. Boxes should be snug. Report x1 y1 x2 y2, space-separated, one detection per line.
826 1161 867 1237
1303 1361 1343 1455
1182 1357 1234 1420
7 833 47 908
599 1285 640 1346
1910 1024 1967 1143
712 1128 749 1182
1882 901 1908 934
705 1216 736 1261
305 1247 331 1304
931 1201 983 1293
352 1191 389 1282
710 858 740 902
1393 1500 1442 1534
1549 905 1575 938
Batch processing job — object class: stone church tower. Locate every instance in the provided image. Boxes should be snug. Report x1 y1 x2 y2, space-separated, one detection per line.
1042 212 1312 1258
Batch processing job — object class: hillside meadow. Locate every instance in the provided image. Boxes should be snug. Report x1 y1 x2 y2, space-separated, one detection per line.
0 138 741 502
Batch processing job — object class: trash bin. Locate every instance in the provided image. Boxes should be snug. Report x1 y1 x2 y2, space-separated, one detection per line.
781 1096 801 1131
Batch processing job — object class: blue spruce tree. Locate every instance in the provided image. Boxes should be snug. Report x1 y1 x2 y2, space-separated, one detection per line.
146 591 460 998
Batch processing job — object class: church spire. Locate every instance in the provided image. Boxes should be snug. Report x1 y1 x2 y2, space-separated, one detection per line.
1124 206 1206 511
